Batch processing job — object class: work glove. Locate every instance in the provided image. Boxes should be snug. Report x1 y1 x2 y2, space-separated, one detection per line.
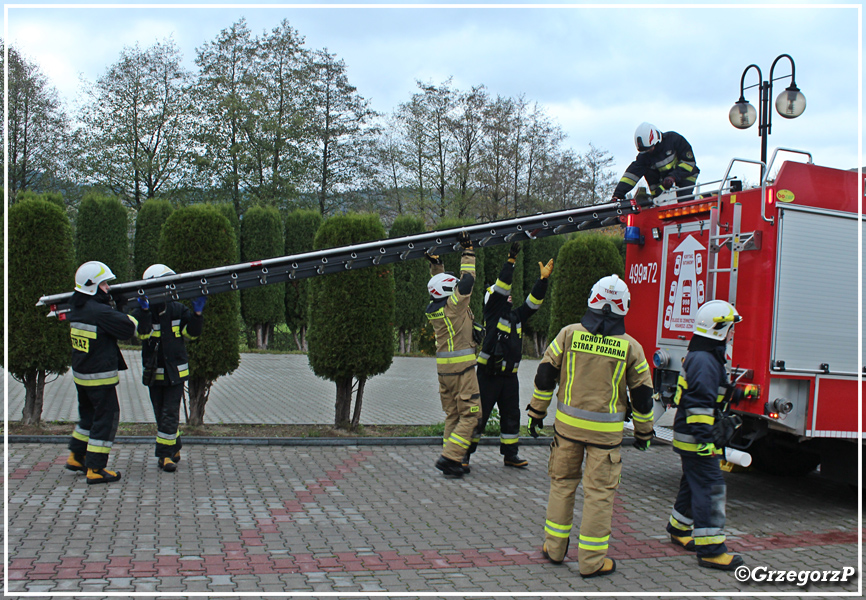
663 176 676 189
508 241 521 261
457 231 472 250
137 296 150 311
696 442 722 457
528 416 545 438
539 259 554 279
633 437 651 451
191 296 207 314
733 384 760 402
424 251 443 266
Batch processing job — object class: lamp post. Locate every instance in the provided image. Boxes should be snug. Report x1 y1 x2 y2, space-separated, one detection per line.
729 53 806 179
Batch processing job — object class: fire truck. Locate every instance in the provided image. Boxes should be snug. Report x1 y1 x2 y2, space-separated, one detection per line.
623 149 864 484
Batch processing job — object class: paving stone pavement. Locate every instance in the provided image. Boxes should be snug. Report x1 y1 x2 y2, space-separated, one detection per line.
4 440 860 598
6 351 539 426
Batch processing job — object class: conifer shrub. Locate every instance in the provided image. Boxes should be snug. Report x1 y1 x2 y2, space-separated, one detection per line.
8 197 75 424
160 204 240 426
240 204 285 349
307 213 395 428
548 233 624 337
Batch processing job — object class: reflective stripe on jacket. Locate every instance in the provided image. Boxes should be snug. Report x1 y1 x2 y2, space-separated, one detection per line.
69 293 137 387
426 252 477 374
614 131 700 199
132 301 203 386
477 259 547 375
529 323 652 447
672 349 726 455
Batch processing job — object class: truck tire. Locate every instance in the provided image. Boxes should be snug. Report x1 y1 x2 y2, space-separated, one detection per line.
749 436 821 476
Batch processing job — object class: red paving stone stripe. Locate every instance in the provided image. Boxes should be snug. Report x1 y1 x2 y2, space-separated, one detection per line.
10 448 859 583
16 530 859 581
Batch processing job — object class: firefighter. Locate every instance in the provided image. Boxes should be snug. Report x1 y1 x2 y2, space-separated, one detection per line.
666 300 746 571
528 275 654 577
466 242 553 470
130 264 205 473
425 231 480 477
64 261 137 484
612 122 699 201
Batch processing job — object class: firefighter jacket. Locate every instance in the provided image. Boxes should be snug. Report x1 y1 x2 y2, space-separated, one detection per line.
613 131 699 199
69 291 137 387
672 336 728 455
477 259 547 375
425 251 477 375
132 302 203 386
528 320 653 448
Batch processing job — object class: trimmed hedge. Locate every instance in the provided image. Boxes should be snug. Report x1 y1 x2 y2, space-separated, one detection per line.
284 209 322 350
388 215 428 351
307 213 395 426
160 204 240 426
548 233 625 337
76 191 130 282
133 199 174 279
8 197 75 423
240 205 285 348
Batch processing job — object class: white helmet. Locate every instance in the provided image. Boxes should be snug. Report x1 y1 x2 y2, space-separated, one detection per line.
587 274 630 316
142 263 176 279
74 261 116 295
634 122 662 153
693 300 742 341
428 273 459 299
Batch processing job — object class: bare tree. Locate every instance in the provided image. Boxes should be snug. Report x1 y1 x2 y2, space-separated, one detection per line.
242 19 309 204
3 43 70 199
74 39 193 210
580 143 618 204
477 95 514 221
448 85 487 218
193 19 257 216
306 48 378 215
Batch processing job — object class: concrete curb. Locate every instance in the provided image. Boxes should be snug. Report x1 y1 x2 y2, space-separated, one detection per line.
7 434 667 447
7 435 557 447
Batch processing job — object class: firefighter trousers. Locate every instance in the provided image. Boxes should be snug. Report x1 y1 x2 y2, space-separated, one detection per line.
437 368 481 462
472 369 521 458
666 454 728 557
544 434 622 575
68 384 120 470
149 384 184 459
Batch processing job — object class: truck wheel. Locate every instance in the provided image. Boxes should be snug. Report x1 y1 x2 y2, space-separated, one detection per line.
750 438 821 476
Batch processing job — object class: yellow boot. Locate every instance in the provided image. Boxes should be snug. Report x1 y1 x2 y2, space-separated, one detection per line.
670 534 696 551
158 457 177 472
698 553 745 571
86 468 121 485
64 452 85 472
581 557 617 578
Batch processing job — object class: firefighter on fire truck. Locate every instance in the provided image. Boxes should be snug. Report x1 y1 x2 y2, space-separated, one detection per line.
613 122 700 201
666 299 746 571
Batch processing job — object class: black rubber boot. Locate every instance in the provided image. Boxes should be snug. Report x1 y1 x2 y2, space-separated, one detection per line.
504 454 528 468
435 456 465 477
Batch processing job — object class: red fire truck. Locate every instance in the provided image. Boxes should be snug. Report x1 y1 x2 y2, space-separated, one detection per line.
623 149 863 484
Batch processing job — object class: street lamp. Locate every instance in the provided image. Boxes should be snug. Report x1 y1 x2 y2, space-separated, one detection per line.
729 53 806 179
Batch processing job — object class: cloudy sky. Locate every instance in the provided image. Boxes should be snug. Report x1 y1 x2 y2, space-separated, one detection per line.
4 1 861 188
